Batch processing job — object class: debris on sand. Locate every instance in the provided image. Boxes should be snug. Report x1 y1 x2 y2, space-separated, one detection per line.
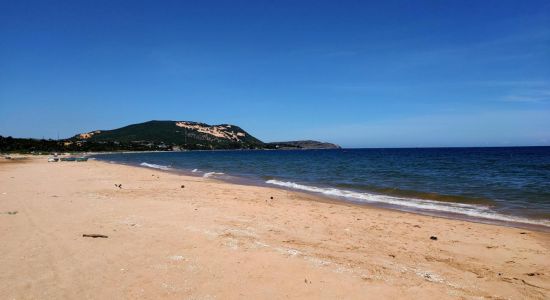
83 234 109 238
115 184 122 189
430 236 438 240
181 185 185 188
3 211 18 215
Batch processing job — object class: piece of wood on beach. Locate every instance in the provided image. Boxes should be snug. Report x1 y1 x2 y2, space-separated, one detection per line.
82 234 109 238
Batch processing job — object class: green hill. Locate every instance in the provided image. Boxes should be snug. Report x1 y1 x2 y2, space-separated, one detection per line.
72 120 263 150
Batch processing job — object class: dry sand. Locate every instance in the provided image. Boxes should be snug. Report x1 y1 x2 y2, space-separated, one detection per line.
0 157 549 299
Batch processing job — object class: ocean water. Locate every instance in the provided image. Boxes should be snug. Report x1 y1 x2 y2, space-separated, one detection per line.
93 147 550 229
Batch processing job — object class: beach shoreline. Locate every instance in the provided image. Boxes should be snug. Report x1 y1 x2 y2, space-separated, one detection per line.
1 157 549 299
93 153 550 232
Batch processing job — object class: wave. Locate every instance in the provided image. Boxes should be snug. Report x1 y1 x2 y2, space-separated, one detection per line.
140 162 171 170
203 172 224 178
192 169 199 173
266 180 550 227
335 183 493 205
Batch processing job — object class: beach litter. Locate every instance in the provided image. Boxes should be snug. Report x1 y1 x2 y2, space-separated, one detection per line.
83 234 109 238
430 236 438 240
3 211 18 215
169 255 185 261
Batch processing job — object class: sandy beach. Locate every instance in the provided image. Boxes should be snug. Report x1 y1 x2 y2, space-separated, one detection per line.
1 157 549 299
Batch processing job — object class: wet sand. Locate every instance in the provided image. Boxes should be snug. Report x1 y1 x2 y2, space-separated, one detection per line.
1 157 549 299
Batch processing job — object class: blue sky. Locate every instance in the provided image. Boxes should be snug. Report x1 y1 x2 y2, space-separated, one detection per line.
1 0 549 147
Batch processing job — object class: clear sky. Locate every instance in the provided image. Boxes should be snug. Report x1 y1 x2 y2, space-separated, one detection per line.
1 0 549 148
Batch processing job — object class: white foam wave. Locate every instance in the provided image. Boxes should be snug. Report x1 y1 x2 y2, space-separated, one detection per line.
192 169 199 173
140 162 171 170
203 172 224 178
266 180 550 227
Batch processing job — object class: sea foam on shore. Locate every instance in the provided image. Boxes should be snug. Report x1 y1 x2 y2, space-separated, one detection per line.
266 179 550 227
203 172 225 178
140 162 171 170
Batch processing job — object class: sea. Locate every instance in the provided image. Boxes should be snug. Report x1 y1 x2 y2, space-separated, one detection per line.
93 147 550 230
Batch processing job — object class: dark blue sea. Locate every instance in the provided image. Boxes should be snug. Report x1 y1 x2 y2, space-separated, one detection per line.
93 147 550 229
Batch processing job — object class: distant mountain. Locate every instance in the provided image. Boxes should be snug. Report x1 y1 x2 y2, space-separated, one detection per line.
0 120 340 152
72 120 263 150
267 140 341 150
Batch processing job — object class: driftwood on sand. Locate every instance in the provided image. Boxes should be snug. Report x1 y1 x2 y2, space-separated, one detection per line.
82 234 109 238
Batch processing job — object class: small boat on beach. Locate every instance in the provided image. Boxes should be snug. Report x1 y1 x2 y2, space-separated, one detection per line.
60 157 77 162
47 157 59 162
75 157 88 162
